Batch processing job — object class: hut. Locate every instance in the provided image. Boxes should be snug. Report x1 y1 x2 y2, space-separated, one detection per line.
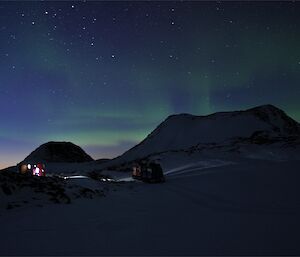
132 160 165 183
18 163 46 177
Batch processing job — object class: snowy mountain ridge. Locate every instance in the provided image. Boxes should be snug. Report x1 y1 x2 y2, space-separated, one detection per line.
3 104 299 174
108 104 300 165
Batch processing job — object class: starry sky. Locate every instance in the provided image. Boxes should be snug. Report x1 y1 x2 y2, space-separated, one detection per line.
0 1 300 169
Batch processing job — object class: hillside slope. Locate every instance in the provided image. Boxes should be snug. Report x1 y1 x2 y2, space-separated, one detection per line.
109 104 300 165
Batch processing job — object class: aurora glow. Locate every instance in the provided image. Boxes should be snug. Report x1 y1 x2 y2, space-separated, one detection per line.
0 1 299 169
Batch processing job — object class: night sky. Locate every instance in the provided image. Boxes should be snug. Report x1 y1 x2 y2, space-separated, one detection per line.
0 1 300 168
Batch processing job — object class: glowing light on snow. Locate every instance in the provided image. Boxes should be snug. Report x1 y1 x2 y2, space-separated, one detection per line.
33 167 40 176
67 175 88 179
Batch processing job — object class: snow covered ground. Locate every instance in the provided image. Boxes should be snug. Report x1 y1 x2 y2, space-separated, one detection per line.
1 157 300 255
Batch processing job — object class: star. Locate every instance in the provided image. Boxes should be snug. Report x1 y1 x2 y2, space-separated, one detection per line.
0 0 299 170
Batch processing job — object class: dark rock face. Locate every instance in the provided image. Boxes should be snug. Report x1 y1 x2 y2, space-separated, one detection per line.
21 141 94 163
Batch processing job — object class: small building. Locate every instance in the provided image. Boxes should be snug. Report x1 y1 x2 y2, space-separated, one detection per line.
18 163 46 177
132 160 165 183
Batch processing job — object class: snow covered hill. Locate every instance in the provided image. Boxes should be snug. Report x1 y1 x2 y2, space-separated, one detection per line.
4 104 300 176
1 104 300 255
101 104 300 167
20 141 94 164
